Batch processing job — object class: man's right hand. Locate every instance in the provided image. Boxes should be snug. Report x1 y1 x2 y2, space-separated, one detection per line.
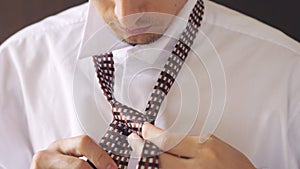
30 135 117 169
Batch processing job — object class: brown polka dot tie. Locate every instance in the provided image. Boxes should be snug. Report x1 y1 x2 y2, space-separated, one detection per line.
93 0 204 168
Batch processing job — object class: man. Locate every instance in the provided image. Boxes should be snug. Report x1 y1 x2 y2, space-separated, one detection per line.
0 0 299 169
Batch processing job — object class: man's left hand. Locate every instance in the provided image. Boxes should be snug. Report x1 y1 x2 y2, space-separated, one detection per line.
127 122 256 169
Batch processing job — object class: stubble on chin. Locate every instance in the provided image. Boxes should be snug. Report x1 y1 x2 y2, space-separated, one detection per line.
105 16 169 45
121 33 163 45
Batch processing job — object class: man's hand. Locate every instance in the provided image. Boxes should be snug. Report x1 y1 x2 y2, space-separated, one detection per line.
30 135 117 169
128 123 256 169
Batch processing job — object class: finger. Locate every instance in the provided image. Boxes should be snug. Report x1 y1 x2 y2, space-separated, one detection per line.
127 133 144 157
128 133 195 169
48 135 117 169
142 122 199 157
30 150 94 169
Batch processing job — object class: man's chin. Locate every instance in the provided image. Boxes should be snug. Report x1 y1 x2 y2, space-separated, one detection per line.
122 33 163 45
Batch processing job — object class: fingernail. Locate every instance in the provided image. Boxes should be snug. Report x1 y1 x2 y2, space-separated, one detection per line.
128 133 139 140
127 133 143 157
142 122 151 131
127 133 140 146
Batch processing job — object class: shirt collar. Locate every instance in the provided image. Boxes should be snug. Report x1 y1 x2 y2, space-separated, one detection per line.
77 0 201 60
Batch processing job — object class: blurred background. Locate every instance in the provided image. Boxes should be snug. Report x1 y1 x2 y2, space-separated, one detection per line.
0 0 299 44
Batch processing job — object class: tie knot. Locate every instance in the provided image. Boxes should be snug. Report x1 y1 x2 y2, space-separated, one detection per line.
112 101 147 134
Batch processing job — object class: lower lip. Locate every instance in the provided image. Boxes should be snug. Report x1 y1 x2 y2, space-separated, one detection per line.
122 26 151 35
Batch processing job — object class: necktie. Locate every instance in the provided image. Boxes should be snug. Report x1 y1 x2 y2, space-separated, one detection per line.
93 1 204 168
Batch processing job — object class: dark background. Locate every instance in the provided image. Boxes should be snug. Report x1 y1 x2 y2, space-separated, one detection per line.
1 0 299 44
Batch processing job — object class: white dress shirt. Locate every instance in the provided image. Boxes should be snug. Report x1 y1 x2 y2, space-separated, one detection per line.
0 0 299 169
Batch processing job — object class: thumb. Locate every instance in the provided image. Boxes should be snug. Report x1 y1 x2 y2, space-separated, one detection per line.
127 133 144 157
142 122 165 140
142 122 187 153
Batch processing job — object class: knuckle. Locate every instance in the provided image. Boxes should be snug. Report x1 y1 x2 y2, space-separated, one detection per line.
31 150 49 168
48 139 61 150
32 150 48 161
78 135 93 149
79 135 93 145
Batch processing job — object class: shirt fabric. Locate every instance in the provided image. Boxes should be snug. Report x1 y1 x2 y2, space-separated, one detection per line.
0 0 300 169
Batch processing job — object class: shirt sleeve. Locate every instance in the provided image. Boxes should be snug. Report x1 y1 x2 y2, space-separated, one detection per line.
0 43 33 168
288 58 300 168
